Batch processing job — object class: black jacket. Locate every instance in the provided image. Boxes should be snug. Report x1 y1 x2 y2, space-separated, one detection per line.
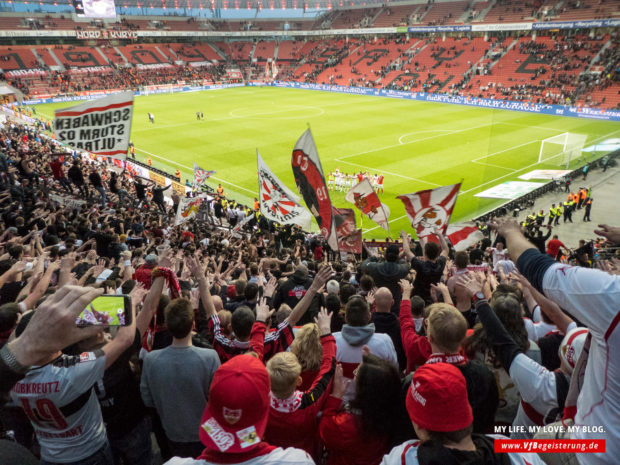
372 312 406 371
272 276 322 326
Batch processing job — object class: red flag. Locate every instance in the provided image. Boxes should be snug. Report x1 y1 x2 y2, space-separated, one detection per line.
332 207 361 254
397 183 461 240
292 129 338 250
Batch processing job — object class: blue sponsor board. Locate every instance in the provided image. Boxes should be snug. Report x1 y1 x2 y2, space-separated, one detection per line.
273 81 620 122
407 25 472 33
532 19 620 29
21 81 620 122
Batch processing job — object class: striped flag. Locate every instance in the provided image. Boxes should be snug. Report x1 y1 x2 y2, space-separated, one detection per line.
397 183 461 240
447 222 484 251
257 150 312 229
193 163 215 188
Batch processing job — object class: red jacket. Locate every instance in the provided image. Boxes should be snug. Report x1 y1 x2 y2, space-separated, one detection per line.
399 299 431 373
263 333 336 460
319 396 390 465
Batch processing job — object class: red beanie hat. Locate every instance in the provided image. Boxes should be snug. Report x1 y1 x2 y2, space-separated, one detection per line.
406 363 473 432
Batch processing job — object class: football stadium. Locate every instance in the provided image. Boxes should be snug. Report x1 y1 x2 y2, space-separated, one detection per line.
1 0 620 464
34 87 619 237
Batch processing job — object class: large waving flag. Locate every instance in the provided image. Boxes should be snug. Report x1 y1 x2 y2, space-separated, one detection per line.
397 183 461 240
332 207 362 254
193 163 215 188
53 91 133 158
447 222 484 251
257 150 312 229
291 129 338 250
345 179 390 231
175 195 205 226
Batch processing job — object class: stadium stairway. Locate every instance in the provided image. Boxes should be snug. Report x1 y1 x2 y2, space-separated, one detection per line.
45 48 65 70
112 46 130 66
31 49 47 70
95 48 111 66
583 40 613 74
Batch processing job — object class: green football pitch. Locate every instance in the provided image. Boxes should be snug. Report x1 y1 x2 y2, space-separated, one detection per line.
36 86 620 239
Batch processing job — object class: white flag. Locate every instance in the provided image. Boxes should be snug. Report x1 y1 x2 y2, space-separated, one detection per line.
175 195 205 226
258 150 312 230
53 91 133 158
397 183 461 240
345 179 390 231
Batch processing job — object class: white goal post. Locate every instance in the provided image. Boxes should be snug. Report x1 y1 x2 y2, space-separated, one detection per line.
538 132 588 169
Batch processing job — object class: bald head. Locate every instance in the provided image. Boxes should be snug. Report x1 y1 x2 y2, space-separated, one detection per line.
374 287 394 313
212 295 224 311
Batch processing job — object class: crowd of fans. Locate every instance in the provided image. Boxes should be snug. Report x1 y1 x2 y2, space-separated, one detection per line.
0 108 619 465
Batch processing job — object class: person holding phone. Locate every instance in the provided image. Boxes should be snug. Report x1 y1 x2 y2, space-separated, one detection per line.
9 286 137 465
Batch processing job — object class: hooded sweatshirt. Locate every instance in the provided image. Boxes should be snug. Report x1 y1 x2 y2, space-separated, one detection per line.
334 324 398 401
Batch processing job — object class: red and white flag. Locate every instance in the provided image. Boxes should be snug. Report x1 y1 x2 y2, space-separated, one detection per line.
264 61 270 80
53 91 133 158
257 150 312 229
233 212 255 237
397 183 461 240
345 179 390 231
291 129 338 251
447 222 484 251
332 207 362 254
193 163 215 188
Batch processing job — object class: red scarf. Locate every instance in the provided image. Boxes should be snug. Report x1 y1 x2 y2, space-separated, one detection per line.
197 442 276 464
142 266 181 352
425 353 466 365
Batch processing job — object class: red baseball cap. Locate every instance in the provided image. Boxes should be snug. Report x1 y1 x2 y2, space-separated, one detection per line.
406 363 473 432
199 354 270 453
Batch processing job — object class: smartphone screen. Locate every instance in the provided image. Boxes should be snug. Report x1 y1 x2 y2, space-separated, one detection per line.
75 295 131 327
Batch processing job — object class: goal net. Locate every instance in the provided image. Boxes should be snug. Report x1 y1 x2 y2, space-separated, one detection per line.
538 132 588 169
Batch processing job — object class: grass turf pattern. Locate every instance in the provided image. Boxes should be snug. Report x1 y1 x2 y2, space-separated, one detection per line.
37 86 620 239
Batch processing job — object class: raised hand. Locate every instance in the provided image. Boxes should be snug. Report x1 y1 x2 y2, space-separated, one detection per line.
310 264 334 292
594 224 620 245
315 307 333 336
263 276 278 298
256 297 274 323
331 363 351 399
399 278 413 297
455 273 484 299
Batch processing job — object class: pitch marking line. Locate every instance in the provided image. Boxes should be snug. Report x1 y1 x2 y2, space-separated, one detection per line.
228 105 325 119
336 121 496 160
134 147 259 196
363 129 620 232
398 130 454 145
334 158 441 187
460 128 620 195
